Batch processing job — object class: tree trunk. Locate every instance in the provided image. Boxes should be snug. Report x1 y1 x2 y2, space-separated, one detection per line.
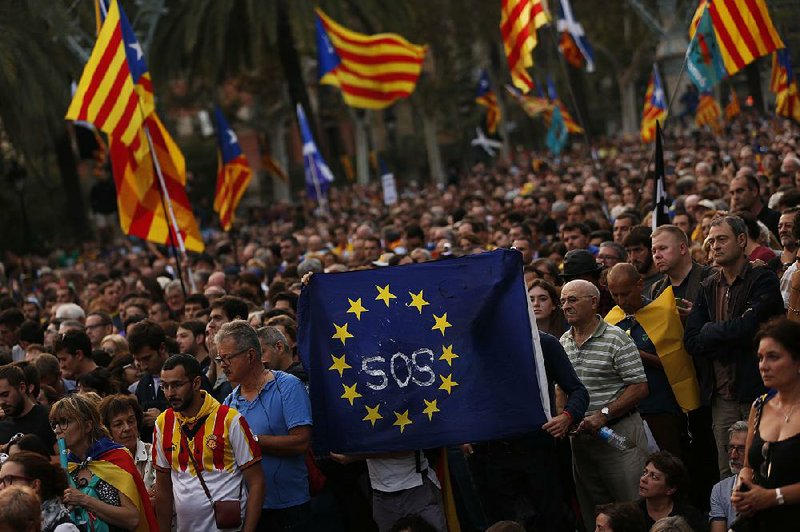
53 128 91 242
422 113 445 185
268 119 290 202
620 77 638 135
351 110 370 185
276 0 318 139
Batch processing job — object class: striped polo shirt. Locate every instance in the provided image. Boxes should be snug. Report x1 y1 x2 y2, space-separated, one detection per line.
560 317 647 412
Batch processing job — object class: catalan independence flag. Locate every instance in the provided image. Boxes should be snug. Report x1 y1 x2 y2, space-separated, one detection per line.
725 87 741 120
82 0 203 252
640 65 668 143
213 108 253 231
687 0 783 91
500 0 550 93
505 84 551 117
695 92 722 130
315 8 426 109
66 0 153 145
771 48 800 123
556 0 595 72
475 70 501 134
298 250 550 454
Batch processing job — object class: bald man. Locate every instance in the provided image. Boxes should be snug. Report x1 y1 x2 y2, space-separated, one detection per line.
606 264 685 459
559 279 649 529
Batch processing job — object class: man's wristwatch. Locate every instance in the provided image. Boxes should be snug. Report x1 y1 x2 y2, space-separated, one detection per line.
776 488 785 505
600 406 611 420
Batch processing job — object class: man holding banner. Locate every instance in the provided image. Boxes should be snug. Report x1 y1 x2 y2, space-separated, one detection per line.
604 263 700 459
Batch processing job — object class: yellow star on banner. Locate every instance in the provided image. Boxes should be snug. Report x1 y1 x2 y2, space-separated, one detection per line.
347 298 369 320
375 284 397 307
432 313 452 336
439 374 459 394
329 354 352 377
363 404 383 427
440 345 459 366
408 290 429 314
422 398 440 421
393 410 413 433
341 383 362 406
332 322 354 346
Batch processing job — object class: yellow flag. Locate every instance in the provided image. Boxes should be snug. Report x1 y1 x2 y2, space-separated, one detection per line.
605 286 701 412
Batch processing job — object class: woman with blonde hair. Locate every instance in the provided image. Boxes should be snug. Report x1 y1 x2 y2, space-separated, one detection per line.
100 334 129 359
49 394 157 531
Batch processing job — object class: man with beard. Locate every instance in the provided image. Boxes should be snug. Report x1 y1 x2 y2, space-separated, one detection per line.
778 208 799 306
0 365 56 452
684 215 784 477
623 226 663 297
709 421 748 531
153 354 265 532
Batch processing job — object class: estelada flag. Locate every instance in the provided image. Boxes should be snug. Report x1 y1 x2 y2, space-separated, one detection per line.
605 286 701 413
213 107 253 231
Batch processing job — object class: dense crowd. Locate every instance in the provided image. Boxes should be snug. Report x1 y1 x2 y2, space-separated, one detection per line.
0 111 799 532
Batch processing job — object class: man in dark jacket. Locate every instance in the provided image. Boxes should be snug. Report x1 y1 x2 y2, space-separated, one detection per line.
684 215 785 477
128 320 170 443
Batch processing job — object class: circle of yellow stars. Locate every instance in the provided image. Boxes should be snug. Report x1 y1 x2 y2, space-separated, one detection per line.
328 283 460 433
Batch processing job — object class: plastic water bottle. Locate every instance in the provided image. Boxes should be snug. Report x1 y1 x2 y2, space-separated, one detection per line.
598 427 635 450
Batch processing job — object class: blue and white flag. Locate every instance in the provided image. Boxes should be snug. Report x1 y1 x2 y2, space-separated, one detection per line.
296 104 334 199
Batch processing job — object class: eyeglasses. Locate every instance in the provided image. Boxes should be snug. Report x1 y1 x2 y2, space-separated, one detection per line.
725 444 746 455
559 295 594 306
159 380 190 392
50 419 70 432
214 349 249 366
0 475 32 486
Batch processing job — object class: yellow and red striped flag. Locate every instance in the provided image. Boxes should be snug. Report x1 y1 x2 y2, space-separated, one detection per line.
500 0 550 93
475 70 501 134
725 87 741 120
315 8 426 109
640 65 668 143
688 0 783 79
213 107 253 231
544 101 584 134
771 49 800 123
66 0 153 145
695 93 722 131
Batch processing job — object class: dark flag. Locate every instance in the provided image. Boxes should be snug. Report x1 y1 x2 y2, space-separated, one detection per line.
652 121 670 230
298 250 550 454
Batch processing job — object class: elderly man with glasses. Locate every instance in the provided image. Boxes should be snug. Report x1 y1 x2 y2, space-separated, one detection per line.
558 279 650 529
709 421 748 532
219 320 313 532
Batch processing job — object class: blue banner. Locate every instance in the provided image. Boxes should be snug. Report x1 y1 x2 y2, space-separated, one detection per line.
298 250 548 454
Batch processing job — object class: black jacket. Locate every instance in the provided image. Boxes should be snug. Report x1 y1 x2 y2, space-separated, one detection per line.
684 263 785 404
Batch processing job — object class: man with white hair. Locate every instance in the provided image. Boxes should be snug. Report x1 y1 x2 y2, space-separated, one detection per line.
559 279 650 529
781 154 800 188
709 421 748 532
54 302 86 322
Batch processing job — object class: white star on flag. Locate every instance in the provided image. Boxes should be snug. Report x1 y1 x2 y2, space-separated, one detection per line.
128 42 143 60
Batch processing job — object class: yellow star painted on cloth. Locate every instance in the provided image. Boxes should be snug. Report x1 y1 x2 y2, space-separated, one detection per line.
439 345 459 366
340 383 363 406
439 374 459 394
393 410 413 433
363 404 383 427
375 284 397 307
329 354 352 377
422 399 440 421
347 298 369 320
332 322 354 346
407 290 430 314
432 313 452 336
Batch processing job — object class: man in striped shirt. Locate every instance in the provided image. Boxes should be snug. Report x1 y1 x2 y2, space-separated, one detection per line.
559 279 649 530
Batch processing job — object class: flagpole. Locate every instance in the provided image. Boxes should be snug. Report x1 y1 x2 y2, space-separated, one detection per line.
305 151 328 216
142 124 196 295
546 26 596 166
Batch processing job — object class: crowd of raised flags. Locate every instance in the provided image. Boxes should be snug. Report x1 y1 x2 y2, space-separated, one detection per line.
63 0 799 270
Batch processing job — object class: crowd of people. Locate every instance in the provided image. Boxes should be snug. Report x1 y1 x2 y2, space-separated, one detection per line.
0 111 798 531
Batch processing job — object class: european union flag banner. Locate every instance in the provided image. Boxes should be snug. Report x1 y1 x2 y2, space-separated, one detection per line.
298 250 550 454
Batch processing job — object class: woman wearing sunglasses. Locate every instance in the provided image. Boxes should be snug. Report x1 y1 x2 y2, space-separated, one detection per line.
0 450 79 531
49 394 157 531
732 318 800 529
